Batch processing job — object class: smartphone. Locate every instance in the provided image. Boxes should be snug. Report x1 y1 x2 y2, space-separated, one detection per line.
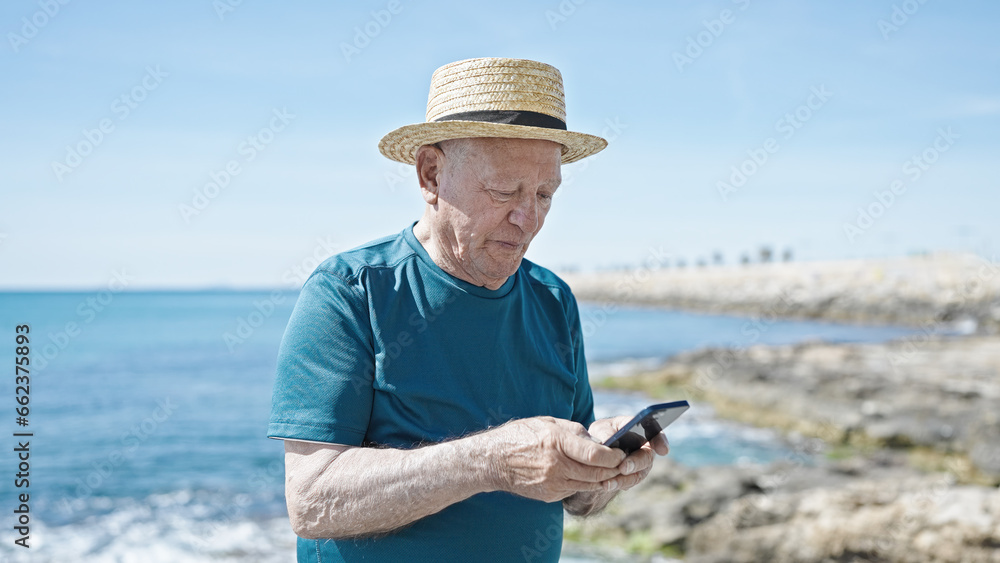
602 400 690 455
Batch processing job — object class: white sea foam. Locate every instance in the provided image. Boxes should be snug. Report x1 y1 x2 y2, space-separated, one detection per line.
1 491 296 563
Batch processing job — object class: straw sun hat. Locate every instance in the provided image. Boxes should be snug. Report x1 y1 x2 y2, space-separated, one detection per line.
378 58 607 165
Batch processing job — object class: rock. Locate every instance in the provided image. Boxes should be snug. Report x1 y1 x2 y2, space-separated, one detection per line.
572 456 1000 563
610 336 1000 482
685 477 1000 563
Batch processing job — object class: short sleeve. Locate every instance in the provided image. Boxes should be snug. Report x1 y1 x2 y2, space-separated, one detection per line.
267 270 375 445
566 293 596 429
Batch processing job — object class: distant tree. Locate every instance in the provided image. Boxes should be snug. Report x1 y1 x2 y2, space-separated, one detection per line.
782 248 793 262
696 258 707 268
712 251 724 265
740 253 750 265
759 246 773 263
676 259 687 269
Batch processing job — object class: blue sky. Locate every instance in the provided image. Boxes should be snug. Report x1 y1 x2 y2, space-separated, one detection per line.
1 0 998 289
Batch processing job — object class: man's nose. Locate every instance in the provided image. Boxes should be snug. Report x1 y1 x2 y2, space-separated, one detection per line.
508 193 539 232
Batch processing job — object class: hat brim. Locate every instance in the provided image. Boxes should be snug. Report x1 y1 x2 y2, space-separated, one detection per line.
378 121 607 165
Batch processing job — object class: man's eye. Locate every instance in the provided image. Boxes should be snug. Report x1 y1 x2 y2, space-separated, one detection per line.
492 191 515 199
538 193 553 201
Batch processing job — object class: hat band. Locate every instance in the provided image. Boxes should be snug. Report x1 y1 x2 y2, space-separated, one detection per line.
433 110 567 130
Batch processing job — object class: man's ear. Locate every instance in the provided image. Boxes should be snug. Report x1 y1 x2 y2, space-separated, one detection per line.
415 145 444 205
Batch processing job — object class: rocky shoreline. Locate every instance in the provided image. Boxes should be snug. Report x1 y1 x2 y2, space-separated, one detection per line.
568 454 1000 562
605 336 1000 483
562 253 1000 561
562 253 1000 335
571 331 1000 561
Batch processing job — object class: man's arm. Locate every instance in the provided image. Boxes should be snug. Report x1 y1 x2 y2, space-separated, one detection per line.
285 416 627 540
562 416 671 517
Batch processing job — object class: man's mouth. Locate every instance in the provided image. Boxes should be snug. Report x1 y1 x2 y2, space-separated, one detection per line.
494 240 523 250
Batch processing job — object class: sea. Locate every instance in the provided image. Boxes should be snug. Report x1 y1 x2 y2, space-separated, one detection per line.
0 291 920 562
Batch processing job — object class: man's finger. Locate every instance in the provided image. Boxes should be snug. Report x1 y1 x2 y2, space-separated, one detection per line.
562 457 622 483
618 446 654 476
604 468 649 492
563 477 611 494
560 432 626 468
649 433 670 456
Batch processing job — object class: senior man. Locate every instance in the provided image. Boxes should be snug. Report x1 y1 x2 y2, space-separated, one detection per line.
268 58 669 562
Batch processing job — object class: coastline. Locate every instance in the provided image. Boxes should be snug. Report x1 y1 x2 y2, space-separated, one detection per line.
562 253 1000 334
600 335 1000 483
576 335 1000 562
563 254 1000 561
567 452 1000 562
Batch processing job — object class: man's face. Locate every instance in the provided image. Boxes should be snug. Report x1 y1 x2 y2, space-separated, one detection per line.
429 137 563 288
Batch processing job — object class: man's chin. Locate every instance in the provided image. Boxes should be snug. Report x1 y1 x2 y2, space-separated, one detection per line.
477 257 523 284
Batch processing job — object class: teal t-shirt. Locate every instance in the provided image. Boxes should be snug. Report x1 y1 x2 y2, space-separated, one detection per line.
267 223 595 562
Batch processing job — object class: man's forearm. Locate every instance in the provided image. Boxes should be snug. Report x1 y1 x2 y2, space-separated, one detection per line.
286 435 498 540
286 416 630 539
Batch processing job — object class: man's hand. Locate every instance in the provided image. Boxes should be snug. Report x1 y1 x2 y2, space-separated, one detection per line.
561 415 670 516
586 415 670 492
483 416 627 503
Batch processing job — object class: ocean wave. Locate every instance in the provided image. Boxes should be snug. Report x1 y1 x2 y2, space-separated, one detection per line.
1 490 295 563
